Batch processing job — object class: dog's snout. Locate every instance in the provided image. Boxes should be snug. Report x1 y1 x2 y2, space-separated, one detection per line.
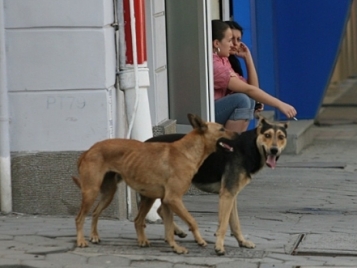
270 147 279 155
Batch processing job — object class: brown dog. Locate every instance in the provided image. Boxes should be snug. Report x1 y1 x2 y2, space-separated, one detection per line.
73 113 236 254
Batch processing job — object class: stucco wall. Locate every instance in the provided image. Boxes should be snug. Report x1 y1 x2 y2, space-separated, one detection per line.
3 0 124 216
5 0 116 151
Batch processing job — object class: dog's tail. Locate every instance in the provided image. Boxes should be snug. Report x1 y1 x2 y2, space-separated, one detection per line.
72 151 87 189
77 151 87 170
72 176 81 189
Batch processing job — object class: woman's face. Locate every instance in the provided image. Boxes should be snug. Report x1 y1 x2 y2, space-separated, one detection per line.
215 28 232 57
231 28 242 48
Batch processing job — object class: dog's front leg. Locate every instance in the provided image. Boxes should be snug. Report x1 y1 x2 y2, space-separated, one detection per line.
160 203 188 254
164 196 207 247
215 187 236 255
229 198 255 248
134 195 156 247
157 204 187 238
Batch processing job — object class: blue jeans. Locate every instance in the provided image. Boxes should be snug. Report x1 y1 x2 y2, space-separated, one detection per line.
214 93 255 125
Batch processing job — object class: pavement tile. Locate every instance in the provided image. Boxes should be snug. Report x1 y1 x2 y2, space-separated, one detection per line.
87 255 131 267
21 260 63 268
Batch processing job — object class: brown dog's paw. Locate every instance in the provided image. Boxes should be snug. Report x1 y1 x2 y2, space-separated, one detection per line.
196 239 207 247
174 230 187 238
89 236 101 244
138 239 151 247
215 246 225 256
239 239 255 248
172 245 188 254
77 239 89 248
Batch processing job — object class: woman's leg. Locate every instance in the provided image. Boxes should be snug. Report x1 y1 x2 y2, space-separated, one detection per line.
215 93 255 133
224 119 249 133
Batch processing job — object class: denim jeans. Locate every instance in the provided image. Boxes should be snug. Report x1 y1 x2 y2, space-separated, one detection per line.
214 93 255 125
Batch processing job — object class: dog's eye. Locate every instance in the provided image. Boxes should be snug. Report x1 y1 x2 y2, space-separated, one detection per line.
278 135 285 140
220 127 225 131
264 133 271 138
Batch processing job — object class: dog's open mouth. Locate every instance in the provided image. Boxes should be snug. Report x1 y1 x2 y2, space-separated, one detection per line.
266 154 281 169
219 141 234 152
266 154 278 169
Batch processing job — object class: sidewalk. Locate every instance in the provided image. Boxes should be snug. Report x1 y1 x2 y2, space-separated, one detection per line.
0 80 357 267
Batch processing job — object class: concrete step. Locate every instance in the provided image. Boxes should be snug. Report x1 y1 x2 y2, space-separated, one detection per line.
285 119 315 154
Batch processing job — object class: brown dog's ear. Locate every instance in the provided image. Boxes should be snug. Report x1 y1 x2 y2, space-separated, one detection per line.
187 113 207 132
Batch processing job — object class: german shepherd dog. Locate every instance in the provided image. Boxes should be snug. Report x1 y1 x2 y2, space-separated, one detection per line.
146 117 288 255
72 114 236 254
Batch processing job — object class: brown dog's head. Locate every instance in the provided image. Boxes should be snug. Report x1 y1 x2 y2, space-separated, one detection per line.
256 116 288 169
187 113 236 152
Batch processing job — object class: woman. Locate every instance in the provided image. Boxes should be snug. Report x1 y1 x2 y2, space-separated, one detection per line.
225 20 263 112
212 20 296 132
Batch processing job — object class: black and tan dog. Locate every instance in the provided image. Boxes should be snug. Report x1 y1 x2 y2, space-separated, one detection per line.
146 116 288 255
72 114 236 254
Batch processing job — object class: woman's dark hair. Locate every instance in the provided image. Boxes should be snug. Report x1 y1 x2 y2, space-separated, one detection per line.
224 20 244 35
225 20 244 76
211 19 230 41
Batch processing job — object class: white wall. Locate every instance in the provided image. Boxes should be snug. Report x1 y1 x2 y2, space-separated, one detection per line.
4 0 116 151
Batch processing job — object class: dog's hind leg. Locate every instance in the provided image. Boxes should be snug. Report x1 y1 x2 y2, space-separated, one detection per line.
90 172 119 244
157 204 187 238
229 198 255 248
134 195 156 247
76 185 101 247
160 203 188 254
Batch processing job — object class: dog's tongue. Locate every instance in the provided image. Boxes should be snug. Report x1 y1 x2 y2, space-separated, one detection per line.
219 142 233 152
266 155 277 169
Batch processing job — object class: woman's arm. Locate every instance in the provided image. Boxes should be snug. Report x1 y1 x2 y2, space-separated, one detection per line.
235 43 259 87
227 76 297 118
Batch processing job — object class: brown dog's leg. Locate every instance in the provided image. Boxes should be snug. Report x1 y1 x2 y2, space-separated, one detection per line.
157 204 187 238
90 173 118 243
229 198 255 248
160 203 188 254
163 194 207 248
76 187 101 247
134 195 156 247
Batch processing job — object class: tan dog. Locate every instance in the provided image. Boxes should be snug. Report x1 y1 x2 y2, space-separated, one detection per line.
73 113 236 254
146 117 288 255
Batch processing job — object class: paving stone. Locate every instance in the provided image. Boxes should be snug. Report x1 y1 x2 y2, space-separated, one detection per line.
0 258 21 266
216 260 259 268
130 260 172 268
295 233 357 256
21 260 63 268
87 255 131 267
45 252 88 265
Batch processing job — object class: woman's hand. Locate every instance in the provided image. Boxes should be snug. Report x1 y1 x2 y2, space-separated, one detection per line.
277 102 297 119
230 42 251 59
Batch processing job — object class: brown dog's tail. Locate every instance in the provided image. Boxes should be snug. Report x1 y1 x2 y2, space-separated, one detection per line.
72 176 81 189
72 151 88 189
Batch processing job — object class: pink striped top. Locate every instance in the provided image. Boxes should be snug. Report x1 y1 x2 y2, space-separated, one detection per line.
213 53 246 100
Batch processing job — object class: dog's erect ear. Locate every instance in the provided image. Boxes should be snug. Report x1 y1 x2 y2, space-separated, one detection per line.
257 115 267 127
187 113 207 132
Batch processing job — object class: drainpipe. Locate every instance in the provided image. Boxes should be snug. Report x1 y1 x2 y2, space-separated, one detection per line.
0 0 12 213
120 0 160 221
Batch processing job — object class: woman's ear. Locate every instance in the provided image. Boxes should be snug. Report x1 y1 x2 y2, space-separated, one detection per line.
213 39 220 49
